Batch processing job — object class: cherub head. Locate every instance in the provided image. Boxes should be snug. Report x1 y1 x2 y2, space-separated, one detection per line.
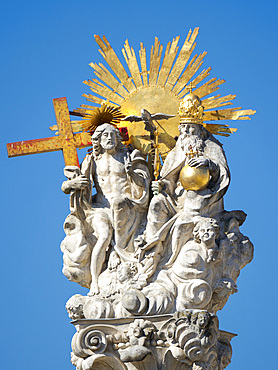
65 294 85 320
196 311 211 328
193 218 219 246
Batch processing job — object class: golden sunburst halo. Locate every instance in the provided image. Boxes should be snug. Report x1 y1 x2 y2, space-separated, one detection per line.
80 103 125 133
73 28 255 158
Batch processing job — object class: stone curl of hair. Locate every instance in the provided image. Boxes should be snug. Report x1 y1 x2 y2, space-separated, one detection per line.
91 123 125 159
193 217 220 243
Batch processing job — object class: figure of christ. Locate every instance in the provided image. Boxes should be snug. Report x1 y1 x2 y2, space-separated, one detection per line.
61 123 150 296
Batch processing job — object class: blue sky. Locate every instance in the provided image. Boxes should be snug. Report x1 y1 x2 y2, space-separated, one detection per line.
1 1 277 369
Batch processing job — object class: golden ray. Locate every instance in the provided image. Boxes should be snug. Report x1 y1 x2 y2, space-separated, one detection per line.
79 104 95 110
73 106 95 114
71 121 83 133
157 36 180 87
89 62 129 99
73 108 91 116
174 52 208 95
204 108 256 121
80 104 101 110
83 79 123 105
193 77 226 99
202 94 236 110
82 93 104 105
149 37 163 85
122 40 143 88
139 43 148 86
165 28 199 89
190 67 212 89
203 123 237 137
94 35 136 93
80 103 119 110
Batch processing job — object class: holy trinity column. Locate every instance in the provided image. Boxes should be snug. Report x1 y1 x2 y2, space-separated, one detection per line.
7 28 255 370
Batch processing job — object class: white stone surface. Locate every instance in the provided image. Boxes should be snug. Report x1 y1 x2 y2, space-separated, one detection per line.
61 123 150 296
62 122 253 321
69 311 234 369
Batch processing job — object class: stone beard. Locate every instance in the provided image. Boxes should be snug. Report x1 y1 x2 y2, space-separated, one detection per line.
179 123 205 156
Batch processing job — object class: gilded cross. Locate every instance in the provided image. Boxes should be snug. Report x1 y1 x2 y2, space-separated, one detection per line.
6 97 92 167
186 145 199 158
186 82 196 94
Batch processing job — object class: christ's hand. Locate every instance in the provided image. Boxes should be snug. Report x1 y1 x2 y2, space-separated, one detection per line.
67 175 89 190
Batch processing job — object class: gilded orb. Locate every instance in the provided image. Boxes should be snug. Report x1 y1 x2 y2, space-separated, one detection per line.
179 164 210 191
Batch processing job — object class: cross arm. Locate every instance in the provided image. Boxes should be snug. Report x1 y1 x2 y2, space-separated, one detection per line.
7 136 62 157
6 97 92 167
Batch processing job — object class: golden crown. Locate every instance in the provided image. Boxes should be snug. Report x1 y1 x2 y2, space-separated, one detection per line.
179 92 204 125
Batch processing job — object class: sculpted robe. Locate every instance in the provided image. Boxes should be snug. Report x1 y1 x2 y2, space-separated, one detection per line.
143 129 230 268
162 130 229 212
61 147 150 288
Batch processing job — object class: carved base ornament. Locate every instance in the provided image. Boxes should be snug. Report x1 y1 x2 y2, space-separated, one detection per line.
6 28 255 370
70 311 235 370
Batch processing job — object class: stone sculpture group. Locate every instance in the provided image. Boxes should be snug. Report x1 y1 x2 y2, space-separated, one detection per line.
61 93 253 369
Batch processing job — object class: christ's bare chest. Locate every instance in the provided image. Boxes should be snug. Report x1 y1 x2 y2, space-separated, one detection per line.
93 152 129 196
96 153 126 178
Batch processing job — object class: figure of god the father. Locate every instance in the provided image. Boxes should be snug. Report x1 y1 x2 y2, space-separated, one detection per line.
62 123 150 295
138 94 230 270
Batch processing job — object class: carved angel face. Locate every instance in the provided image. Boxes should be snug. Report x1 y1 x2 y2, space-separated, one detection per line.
197 312 210 328
199 225 216 244
65 294 84 320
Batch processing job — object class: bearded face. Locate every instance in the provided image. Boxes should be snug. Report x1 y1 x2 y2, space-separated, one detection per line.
100 127 118 151
179 123 205 155
91 123 125 159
